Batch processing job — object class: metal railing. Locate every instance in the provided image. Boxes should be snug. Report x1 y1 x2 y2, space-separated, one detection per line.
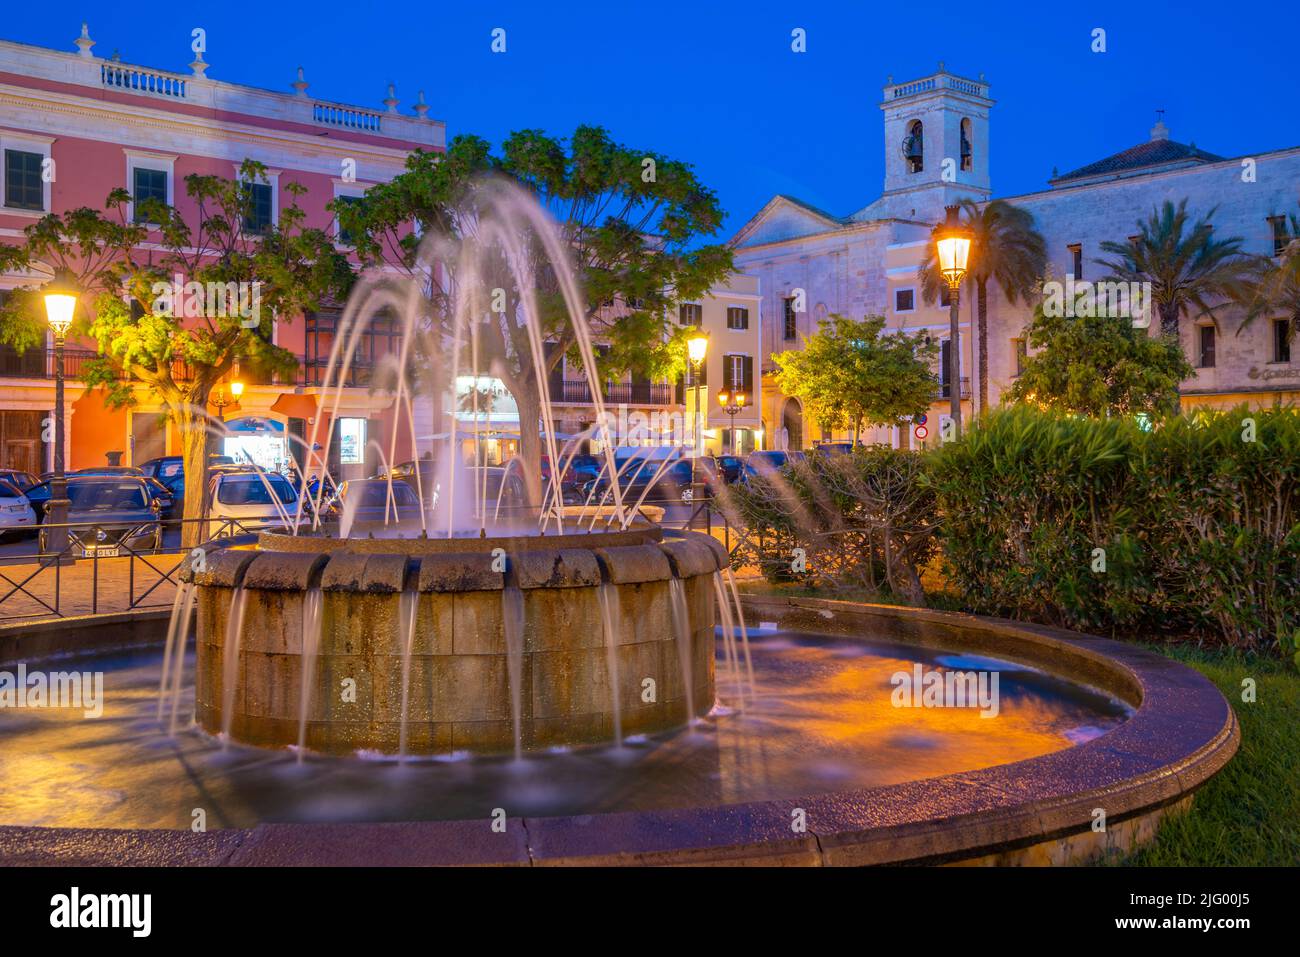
0 517 263 621
554 380 674 405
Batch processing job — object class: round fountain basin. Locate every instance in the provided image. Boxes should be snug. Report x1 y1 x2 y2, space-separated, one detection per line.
180 529 725 755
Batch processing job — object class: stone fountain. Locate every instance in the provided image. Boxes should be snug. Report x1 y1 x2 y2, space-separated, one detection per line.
180 525 725 756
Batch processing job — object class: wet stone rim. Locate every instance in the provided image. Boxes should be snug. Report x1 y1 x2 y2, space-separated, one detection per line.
0 593 1239 866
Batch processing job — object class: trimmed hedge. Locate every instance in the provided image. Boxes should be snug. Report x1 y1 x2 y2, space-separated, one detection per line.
928 405 1300 657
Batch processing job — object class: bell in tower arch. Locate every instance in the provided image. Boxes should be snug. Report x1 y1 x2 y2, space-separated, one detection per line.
960 118 973 171
903 120 924 173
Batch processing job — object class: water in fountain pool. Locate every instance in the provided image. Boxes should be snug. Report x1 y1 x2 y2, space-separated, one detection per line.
0 628 1132 830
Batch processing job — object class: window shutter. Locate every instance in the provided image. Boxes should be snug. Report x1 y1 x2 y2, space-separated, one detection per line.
743 355 753 398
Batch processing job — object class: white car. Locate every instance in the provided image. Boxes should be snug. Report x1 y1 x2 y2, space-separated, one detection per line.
206 471 303 539
0 479 37 541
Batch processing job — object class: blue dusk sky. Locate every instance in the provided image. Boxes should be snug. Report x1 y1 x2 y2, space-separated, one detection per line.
6 1 1299 238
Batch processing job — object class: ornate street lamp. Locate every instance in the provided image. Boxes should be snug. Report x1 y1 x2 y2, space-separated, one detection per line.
42 270 79 555
210 377 244 413
685 332 709 499
717 388 745 455
935 204 973 437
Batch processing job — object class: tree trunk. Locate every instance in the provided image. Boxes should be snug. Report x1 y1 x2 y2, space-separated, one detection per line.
178 405 210 548
515 385 543 509
977 279 989 417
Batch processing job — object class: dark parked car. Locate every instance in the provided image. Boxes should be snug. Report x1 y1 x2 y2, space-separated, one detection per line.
33 476 164 556
581 455 715 506
742 449 806 483
540 455 601 505
139 455 238 519
328 479 423 529
715 454 744 484
812 442 854 456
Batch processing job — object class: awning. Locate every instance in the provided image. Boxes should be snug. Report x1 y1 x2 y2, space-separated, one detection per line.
270 393 319 419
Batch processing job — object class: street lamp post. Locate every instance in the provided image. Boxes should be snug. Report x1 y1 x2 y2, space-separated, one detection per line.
686 332 709 499
43 270 78 556
935 205 973 439
717 388 744 454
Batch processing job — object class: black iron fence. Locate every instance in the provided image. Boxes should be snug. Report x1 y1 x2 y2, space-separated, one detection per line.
0 516 263 620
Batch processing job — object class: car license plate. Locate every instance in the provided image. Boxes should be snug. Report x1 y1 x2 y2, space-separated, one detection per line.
89 546 120 558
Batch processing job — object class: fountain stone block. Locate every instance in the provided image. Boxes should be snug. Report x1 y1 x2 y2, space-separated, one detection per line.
192 526 722 756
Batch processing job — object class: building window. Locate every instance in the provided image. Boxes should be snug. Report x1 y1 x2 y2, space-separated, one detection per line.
1012 338 1026 377
335 195 362 245
1274 319 1293 364
1068 243 1083 280
678 303 702 326
132 167 169 222
783 298 797 340
1197 325 1216 368
726 306 749 330
723 353 753 398
1268 216 1291 257
960 118 973 172
939 339 952 396
939 285 952 308
3 149 44 211
243 182 274 234
895 288 916 312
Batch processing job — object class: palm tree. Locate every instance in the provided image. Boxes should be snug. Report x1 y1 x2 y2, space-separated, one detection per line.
920 199 1046 414
1241 210 1299 350
1096 199 1257 339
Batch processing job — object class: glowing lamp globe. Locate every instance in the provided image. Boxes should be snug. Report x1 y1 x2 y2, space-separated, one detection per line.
935 205 973 287
43 271 80 337
686 333 709 366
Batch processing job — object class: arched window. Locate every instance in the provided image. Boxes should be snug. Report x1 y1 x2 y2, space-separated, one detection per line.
960 118 973 172
904 120 924 174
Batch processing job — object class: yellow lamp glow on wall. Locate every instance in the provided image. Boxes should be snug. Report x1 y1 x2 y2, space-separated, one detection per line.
935 205 973 288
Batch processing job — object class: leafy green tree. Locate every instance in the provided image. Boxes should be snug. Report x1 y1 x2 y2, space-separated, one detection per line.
1006 299 1193 417
0 161 353 543
919 199 1047 414
1096 199 1258 337
772 314 938 443
335 127 733 503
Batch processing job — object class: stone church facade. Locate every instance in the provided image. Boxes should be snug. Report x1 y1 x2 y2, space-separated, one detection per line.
730 67 1300 450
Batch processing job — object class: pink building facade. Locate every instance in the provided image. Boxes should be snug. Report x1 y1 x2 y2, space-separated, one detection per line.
0 25 443 478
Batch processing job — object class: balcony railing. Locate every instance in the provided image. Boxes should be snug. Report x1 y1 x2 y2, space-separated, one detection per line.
101 62 188 99
937 377 972 401
553 379 674 405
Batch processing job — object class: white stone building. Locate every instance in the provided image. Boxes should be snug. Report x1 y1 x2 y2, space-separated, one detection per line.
730 67 1300 449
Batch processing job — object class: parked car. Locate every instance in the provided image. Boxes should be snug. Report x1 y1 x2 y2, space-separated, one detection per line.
206 471 302 538
34 476 163 556
540 455 601 505
328 479 423 530
71 466 145 477
581 454 715 506
0 479 37 541
24 473 171 523
714 454 744 484
812 442 855 456
139 455 240 521
742 449 806 483
0 469 38 492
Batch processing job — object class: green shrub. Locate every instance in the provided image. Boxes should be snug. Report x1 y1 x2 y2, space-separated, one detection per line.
928 404 1300 654
720 447 939 605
